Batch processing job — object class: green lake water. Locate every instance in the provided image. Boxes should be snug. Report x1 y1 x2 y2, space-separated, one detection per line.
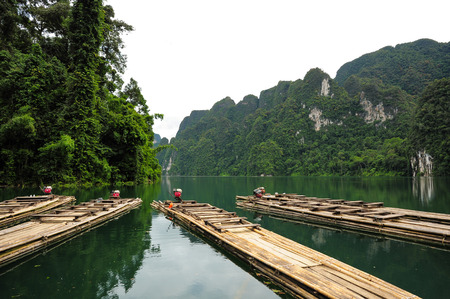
0 176 449 298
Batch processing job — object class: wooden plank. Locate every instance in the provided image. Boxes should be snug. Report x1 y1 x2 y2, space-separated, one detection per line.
204 217 247 223
310 204 341 211
332 208 363 215
212 223 261 232
281 200 310 206
90 203 115 207
190 211 234 216
196 214 237 219
325 199 345 204
34 214 76 218
381 220 450 235
34 211 90 218
176 200 197 204
398 219 450 231
175 203 209 208
180 207 222 212
0 204 30 208
363 202 384 208
342 201 364 206
357 211 387 216
184 209 224 214
287 202 321 208
15 196 51 200
55 208 98 213
370 214 404 221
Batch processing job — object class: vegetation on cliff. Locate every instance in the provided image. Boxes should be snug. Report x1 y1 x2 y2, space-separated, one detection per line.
409 78 450 176
158 39 450 177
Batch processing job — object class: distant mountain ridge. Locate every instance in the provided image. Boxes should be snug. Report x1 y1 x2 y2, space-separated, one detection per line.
157 39 450 176
335 38 450 94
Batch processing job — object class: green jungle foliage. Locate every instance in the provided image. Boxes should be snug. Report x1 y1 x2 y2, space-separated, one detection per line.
0 0 161 186
409 78 450 176
335 39 450 95
158 39 450 177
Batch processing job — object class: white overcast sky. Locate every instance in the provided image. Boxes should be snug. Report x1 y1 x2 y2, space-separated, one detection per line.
107 0 450 139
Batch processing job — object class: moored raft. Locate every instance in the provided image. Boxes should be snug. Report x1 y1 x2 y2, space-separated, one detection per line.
0 197 142 267
236 193 450 248
151 200 418 298
0 195 76 228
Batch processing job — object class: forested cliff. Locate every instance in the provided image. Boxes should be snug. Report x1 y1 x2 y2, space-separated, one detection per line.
0 0 161 186
158 39 450 177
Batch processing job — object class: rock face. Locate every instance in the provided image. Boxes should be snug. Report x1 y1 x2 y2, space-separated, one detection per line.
359 92 393 123
308 107 342 131
410 150 433 177
321 78 330 97
165 156 173 172
309 108 332 131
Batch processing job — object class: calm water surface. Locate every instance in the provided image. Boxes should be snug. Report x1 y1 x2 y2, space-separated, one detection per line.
0 176 449 298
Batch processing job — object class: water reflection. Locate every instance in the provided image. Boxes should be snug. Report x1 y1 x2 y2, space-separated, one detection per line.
412 177 435 204
1 177 450 299
252 213 263 222
311 227 332 247
110 212 279 299
366 238 392 259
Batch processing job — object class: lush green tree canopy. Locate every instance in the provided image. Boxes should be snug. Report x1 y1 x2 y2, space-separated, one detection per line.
0 0 161 186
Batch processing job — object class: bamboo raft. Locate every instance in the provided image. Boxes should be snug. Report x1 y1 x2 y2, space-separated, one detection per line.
0 195 76 228
0 197 142 267
236 193 450 248
151 200 418 298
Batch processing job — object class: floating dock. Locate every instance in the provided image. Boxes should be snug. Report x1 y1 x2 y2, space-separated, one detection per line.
0 195 76 228
151 200 418 298
0 197 142 267
236 193 450 248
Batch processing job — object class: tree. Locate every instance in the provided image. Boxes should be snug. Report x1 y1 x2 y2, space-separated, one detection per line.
65 0 108 182
0 1 161 186
247 140 283 176
0 114 37 185
121 78 149 114
37 134 75 182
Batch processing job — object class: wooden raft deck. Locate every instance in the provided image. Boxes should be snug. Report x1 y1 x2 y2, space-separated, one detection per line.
236 194 450 248
0 195 76 228
151 200 418 299
0 197 142 267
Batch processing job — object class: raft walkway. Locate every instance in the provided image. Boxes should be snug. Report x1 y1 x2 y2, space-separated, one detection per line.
0 195 75 228
236 193 450 248
0 197 142 267
151 200 418 298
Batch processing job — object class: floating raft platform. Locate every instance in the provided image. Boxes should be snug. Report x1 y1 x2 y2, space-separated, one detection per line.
0 197 142 267
151 200 417 298
0 195 76 228
236 193 450 248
